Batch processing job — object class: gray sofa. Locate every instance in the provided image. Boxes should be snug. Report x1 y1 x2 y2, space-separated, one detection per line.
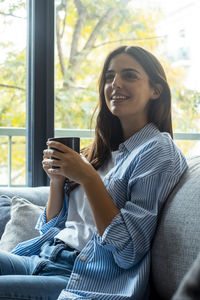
0 156 200 299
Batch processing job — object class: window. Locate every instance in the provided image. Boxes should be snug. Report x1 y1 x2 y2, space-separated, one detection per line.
54 0 200 155
0 0 199 187
158 0 200 155
54 0 165 148
0 0 27 186
0 0 54 187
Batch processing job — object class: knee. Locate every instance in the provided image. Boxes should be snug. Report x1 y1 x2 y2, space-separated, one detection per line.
0 250 10 275
0 251 27 275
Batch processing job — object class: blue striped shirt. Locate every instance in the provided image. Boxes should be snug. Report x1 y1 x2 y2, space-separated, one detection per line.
12 123 188 300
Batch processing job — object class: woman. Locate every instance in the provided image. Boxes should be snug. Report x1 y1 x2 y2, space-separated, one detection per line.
0 46 187 300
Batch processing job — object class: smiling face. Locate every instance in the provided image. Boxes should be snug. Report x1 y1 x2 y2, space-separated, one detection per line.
104 53 159 136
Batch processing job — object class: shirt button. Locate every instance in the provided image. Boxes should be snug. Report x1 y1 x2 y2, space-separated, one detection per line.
73 275 79 281
80 256 86 262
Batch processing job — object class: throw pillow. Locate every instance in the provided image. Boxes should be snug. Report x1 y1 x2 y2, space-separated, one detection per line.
0 196 44 252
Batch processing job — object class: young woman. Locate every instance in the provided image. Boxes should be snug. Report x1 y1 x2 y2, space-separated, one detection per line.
0 46 187 300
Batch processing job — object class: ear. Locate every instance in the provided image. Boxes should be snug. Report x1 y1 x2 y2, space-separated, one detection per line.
151 83 163 100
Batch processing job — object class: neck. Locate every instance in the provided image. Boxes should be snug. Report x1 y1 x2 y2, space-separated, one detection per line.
121 119 148 141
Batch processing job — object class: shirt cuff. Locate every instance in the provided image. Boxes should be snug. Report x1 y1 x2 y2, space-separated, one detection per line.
35 192 69 234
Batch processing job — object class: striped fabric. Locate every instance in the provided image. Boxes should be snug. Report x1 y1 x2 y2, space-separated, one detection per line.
12 123 188 300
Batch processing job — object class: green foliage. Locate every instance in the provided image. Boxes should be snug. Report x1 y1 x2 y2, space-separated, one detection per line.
0 0 26 17
0 49 26 127
54 0 162 129
0 0 200 185
172 88 200 132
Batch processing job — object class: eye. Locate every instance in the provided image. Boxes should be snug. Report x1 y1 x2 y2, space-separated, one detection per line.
105 72 115 82
123 71 138 80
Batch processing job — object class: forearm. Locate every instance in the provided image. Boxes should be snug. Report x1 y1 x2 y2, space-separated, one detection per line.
46 180 65 222
43 142 119 232
82 172 120 236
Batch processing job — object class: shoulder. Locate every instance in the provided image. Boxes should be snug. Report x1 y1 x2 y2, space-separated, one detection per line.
138 131 181 158
144 132 175 156
124 124 180 162
129 132 187 178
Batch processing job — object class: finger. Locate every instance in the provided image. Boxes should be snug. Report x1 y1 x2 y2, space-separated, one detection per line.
43 149 53 159
42 161 51 172
43 152 49 159
42 158 53 165
46 141 72 153
48 167 61 175
44 158 63 170
43 149 61 160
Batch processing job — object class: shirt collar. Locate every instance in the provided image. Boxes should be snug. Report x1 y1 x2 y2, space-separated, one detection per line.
119 123 161 153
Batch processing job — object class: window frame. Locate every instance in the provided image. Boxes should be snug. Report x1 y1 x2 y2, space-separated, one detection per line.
27 0 54 186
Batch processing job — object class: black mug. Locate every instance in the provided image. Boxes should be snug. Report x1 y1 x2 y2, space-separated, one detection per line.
48 137 80 153
48 137 80 168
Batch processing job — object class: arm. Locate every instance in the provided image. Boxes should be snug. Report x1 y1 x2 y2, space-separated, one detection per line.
44 140 120 235
44 139 187 270
81 169 120 236
97 143 188 269
46 180 65 222
99 172 178 268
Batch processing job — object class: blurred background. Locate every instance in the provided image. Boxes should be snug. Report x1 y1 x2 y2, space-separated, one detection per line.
0 0 199 186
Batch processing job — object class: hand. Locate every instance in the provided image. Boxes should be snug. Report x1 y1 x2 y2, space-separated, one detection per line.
42 141 95 185
42 142 66 185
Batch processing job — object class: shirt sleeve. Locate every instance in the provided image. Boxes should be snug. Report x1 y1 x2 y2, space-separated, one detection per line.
97 144 187 269
35 190 69 235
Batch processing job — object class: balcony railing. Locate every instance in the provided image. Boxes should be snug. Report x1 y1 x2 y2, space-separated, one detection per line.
0 127 200 187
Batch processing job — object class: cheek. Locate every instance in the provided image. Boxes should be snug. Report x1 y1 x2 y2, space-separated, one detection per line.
104 84 111 100
104 86 111 110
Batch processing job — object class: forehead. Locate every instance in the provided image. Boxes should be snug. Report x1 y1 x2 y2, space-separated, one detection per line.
107 53 146 74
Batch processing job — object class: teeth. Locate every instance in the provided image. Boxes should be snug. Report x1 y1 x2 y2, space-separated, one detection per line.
112 95 128 100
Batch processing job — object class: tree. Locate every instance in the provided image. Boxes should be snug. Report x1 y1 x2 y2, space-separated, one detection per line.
0 0 26 185
54 0 163 129
0 0 199 185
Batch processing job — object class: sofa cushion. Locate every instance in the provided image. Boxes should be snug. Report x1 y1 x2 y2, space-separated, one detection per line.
0 195 11 238
151 156 200 299
0 197 44 252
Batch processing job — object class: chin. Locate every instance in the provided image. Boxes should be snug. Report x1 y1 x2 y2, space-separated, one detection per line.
110 111 121 118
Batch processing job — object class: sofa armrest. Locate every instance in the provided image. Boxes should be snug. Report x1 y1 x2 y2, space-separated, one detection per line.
151 156 200 299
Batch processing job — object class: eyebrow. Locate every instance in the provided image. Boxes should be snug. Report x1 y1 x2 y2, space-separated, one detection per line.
106 68 140 74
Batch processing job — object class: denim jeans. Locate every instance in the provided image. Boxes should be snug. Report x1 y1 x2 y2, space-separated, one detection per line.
0 240 79 300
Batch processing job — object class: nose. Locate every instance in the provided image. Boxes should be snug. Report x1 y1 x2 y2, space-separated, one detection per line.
112 74 122 89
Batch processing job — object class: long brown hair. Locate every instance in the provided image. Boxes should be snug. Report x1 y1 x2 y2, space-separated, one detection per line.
68 45 172 193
